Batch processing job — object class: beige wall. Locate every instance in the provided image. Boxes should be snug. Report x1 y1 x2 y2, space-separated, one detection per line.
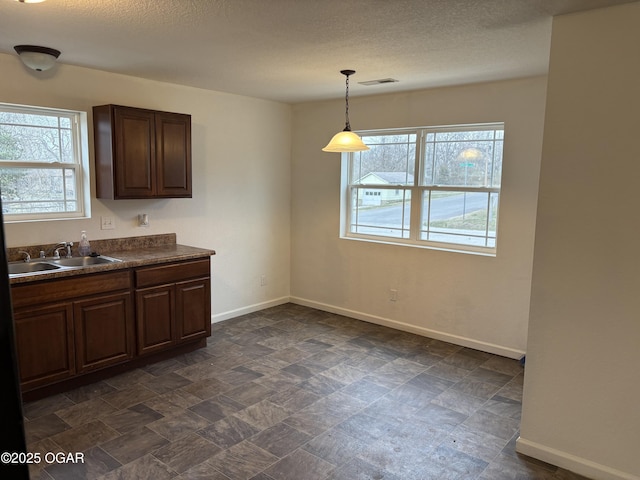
518 4 640 479
0 54 292 318
291 77 547 357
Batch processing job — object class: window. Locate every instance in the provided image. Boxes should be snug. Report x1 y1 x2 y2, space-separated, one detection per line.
342 123 504 255
0 103 90 222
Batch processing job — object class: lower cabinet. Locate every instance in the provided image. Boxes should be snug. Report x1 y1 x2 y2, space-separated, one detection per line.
12 271 133 392
11 256 211 395
176 278 211 343
135 258 211 356
14 302 75 392
136 284 175 355
74 292 134 374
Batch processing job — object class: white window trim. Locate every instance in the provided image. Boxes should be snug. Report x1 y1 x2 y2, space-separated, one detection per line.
340 123 503 256
0 103 91 223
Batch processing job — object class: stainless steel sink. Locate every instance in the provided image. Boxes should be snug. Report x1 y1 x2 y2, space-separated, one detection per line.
8 255 122 278
8 262 61 275
48 256 122 267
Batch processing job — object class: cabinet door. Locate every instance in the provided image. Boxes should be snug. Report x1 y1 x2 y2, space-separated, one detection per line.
74 292 134 373
114 106 156 198
155 111 192 198
136 285 175 355
14 303 75 391
175 277 211 343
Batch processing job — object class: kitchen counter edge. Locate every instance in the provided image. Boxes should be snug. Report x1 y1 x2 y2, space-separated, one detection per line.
9 244 215 285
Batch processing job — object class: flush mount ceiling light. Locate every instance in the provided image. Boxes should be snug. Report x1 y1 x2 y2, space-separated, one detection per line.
15 0 47 3
322 69 370 153
14 45 60 71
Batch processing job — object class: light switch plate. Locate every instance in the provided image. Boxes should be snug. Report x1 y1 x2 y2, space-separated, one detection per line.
101 216 115 230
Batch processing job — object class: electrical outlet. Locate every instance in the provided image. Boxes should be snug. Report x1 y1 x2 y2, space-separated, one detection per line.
138 213 149 227
101 216 115 230
260 274 267 286
389 289 398 301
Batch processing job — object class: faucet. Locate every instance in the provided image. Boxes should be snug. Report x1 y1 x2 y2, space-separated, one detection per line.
18 250 31 262
52 242 74 259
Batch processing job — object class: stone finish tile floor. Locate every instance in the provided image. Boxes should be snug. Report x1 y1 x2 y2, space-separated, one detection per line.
23 304 590 480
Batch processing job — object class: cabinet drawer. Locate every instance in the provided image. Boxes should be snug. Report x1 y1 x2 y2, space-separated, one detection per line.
135 258 210 288
11 270 131 309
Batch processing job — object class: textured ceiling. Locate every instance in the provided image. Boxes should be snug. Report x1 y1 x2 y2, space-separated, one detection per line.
0 0 635 103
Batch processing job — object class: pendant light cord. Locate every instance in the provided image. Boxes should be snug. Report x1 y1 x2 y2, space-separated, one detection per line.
344 72 352 132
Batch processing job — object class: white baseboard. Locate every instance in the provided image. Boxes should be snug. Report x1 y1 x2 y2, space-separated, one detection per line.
289 296 525 359
211 296 290 323
516 437 639 480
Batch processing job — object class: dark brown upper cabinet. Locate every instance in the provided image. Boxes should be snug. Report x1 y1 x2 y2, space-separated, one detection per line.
93 105 192 199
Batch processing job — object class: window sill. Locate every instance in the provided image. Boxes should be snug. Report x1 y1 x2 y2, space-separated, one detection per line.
340 234 497 257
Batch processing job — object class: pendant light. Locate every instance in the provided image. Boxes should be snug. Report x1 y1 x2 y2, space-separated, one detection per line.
322 69 370 153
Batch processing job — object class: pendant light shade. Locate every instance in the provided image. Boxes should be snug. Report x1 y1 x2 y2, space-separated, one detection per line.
322 131 370 153
322 69 369 153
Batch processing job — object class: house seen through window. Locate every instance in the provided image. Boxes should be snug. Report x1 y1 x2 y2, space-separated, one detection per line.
0 103 90 222
342 123 504 255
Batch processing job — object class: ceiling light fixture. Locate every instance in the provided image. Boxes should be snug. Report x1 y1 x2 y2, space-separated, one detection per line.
322 69 370 153
15 0 47 3
14 45 60 72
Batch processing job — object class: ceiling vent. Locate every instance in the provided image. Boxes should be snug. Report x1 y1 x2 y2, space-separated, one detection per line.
358 78 399 86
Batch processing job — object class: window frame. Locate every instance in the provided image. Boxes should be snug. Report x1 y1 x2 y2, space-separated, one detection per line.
340 123 504 256
0 103 91 223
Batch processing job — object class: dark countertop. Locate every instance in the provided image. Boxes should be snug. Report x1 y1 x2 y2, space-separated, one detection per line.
8 234 215 285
